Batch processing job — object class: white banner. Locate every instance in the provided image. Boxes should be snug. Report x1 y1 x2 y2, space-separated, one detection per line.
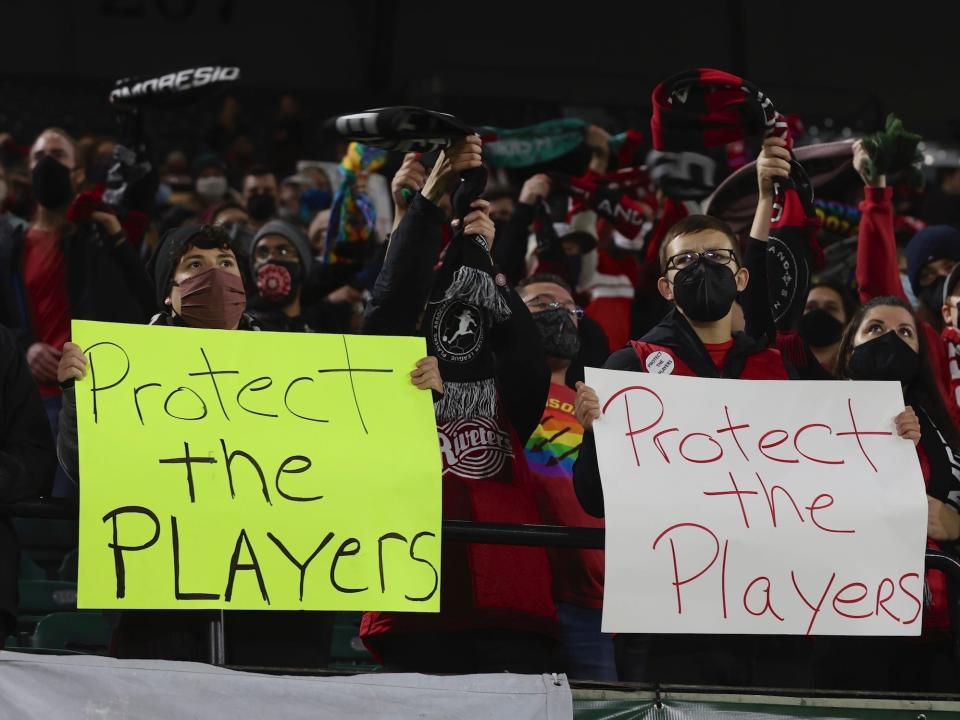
0 652 572 720
586 369 928 636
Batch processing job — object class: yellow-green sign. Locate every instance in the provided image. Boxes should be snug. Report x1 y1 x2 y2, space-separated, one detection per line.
74 320 441 611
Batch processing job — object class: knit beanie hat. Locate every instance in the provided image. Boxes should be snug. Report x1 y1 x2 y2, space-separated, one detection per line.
147 224 243 306
649 68 786 200
906 225 960 295
252 219 313 272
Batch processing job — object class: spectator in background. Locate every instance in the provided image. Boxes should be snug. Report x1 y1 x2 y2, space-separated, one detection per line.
0 127 154 494
271 95 306 178
242 165 278 231
905 225 960 331
920 164 960 229
246 220 348 333
0 160 27 231
206 201 250 232
517 273 614 681
483 186 516 234
193 152 233 212
206 95 253 185
0 322 55 646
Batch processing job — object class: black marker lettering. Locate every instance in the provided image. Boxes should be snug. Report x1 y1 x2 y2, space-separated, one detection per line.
224 528 269 603
102 505 160 599
171 515 220 600
158 441 217 503
267 531 335 601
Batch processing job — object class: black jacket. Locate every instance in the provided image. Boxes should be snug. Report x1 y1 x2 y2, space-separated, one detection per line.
0 323 56 631
363 193 549 444
573 309 796 517
0 215 156 352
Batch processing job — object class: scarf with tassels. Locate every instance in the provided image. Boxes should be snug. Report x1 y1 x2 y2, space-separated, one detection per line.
424 166 512 422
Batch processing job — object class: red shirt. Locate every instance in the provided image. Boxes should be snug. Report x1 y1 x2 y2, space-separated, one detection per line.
704 339 734 370
22 227 70 395
524 383 605 608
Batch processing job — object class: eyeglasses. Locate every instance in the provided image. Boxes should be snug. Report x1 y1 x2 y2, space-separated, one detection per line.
666 248 738 272
526 299 584 319
254 244 298 261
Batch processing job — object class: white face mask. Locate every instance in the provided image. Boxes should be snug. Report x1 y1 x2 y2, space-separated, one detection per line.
196 175 227 201
0 179 7 207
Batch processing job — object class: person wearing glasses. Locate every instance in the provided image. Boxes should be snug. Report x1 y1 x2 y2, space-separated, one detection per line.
517 273 614 681
245 219 349 333
571 213 796 686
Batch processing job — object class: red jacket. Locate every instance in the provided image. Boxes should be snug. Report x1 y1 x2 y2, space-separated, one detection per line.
630 339 790 380
360 410 558 652
855 186 959 427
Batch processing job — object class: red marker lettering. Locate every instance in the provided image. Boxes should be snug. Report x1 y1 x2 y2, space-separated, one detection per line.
794 423 844 465
652 523 720 615
716 405 751 462
899 572 922 625
755 472 804 528
805 494 854 534
791 570 837 635
742 576 785 621
679 432 724 464
832 581 872 619
875 577 900 622
836 398 892 473
703 472 758 529
757 429 799 464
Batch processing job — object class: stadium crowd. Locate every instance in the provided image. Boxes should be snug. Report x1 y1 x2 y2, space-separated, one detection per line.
2 68 960 691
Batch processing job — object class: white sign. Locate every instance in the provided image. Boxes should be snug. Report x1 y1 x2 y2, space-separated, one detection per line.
586 369 928 636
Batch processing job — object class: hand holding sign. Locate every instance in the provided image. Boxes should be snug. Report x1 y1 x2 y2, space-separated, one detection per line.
74 321 442 612
587 368 927 636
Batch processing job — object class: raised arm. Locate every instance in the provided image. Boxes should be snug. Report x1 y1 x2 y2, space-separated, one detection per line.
853 139 906 303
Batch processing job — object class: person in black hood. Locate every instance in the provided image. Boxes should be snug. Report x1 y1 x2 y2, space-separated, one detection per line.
55 223 332 667
241 165 278 232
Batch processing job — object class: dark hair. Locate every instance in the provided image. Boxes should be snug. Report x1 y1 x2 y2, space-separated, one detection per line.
835 295 960 449
660 214 741 272
517 273 572 295
807 280 859 324
483 187 517 203
245 164 275 179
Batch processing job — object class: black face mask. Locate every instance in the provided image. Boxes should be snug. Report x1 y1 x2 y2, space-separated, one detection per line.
919 276 947 314
532 307 581 360
255 260 302 306
247 193 277 222
847 330 920 384
32 155 74 210
672 261 739 322
798 309 844 347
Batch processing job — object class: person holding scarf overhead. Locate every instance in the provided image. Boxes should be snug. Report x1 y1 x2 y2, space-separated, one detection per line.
361 134 559 674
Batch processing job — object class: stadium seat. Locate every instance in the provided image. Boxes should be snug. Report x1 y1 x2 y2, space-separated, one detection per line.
19 551 46 580
58 548 78 582
18 580 77 616
31 612 109 654
328 612 378 670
